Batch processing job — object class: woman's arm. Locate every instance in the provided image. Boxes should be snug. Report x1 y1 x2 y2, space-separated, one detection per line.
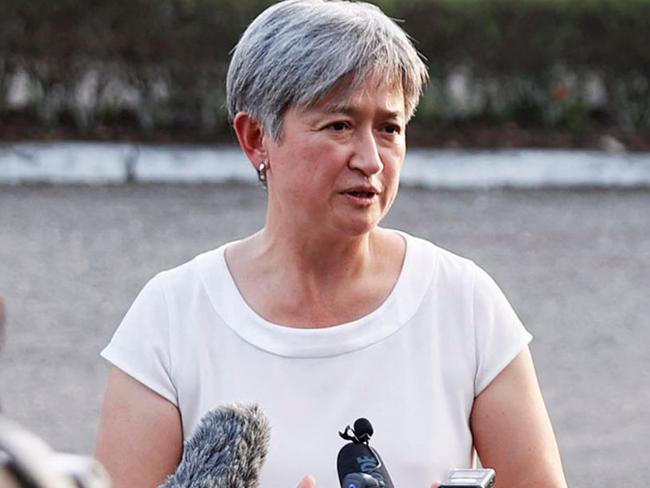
95 367 183 488
470 347 567 488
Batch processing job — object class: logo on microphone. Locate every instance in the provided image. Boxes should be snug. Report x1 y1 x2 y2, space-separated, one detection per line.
356 456 386 484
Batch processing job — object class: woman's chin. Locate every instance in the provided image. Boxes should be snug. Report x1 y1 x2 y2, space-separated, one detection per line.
329 215 383 238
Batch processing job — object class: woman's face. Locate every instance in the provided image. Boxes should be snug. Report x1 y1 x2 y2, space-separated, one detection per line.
264 82 406 239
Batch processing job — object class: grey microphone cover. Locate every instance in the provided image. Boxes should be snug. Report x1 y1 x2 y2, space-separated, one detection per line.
160 403 270 488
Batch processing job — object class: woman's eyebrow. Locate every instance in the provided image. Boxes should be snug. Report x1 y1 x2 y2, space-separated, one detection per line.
318 104 404 119
316 103 355 115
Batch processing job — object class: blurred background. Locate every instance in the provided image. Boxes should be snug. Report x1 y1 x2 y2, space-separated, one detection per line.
1 1 649 487
1 0 649 149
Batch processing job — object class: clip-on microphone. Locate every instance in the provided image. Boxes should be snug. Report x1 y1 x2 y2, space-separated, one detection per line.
336 418 394 488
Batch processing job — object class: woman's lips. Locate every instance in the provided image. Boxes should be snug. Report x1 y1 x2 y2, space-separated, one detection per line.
347 190 375 198
341 187 379 205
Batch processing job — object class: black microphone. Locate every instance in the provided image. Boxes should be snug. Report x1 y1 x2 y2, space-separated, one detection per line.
337 418 394 488
160 403 270 488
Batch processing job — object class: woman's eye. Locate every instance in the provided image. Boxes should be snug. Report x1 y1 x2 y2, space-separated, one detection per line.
328 121 350 131
383 124 402 134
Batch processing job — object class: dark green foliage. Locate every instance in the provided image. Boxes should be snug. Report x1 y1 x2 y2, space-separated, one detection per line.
1 0 648 145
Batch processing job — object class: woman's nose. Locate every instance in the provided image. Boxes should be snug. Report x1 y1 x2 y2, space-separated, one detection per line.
349 129 383 176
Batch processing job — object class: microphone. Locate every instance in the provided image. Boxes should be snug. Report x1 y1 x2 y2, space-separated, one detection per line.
160 403 270 488
337 418 394 488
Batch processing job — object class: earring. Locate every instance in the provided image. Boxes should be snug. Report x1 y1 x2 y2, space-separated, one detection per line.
257 161 268 188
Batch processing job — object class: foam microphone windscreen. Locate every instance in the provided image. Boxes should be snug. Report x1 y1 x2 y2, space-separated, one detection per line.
160 403 270 488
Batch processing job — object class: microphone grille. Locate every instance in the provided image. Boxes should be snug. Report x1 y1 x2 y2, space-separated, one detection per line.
353 418 373 440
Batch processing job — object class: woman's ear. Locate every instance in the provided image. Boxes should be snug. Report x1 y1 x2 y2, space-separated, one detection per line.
233 112 267 167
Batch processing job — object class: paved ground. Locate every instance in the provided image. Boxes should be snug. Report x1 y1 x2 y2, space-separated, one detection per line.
0 184 648 487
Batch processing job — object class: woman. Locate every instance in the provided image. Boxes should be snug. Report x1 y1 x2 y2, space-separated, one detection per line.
96 1 568 487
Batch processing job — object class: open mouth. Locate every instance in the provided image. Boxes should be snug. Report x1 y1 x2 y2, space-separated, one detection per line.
346 191 376 198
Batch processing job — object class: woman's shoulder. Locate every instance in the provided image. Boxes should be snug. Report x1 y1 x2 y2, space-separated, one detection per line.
152 242 232 296
397 229 479 280
398 230 517 317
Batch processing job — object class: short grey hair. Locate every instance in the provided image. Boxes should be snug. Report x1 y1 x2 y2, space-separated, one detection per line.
226 0 429 140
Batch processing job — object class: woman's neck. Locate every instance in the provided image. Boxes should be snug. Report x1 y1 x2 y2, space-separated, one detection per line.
225 226 405 328
257 225 378 281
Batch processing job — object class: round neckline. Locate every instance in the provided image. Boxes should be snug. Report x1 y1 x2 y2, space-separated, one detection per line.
197 230 437 358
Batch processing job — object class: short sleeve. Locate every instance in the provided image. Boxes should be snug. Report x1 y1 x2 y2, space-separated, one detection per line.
471 264 532 396
100 274 177 405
